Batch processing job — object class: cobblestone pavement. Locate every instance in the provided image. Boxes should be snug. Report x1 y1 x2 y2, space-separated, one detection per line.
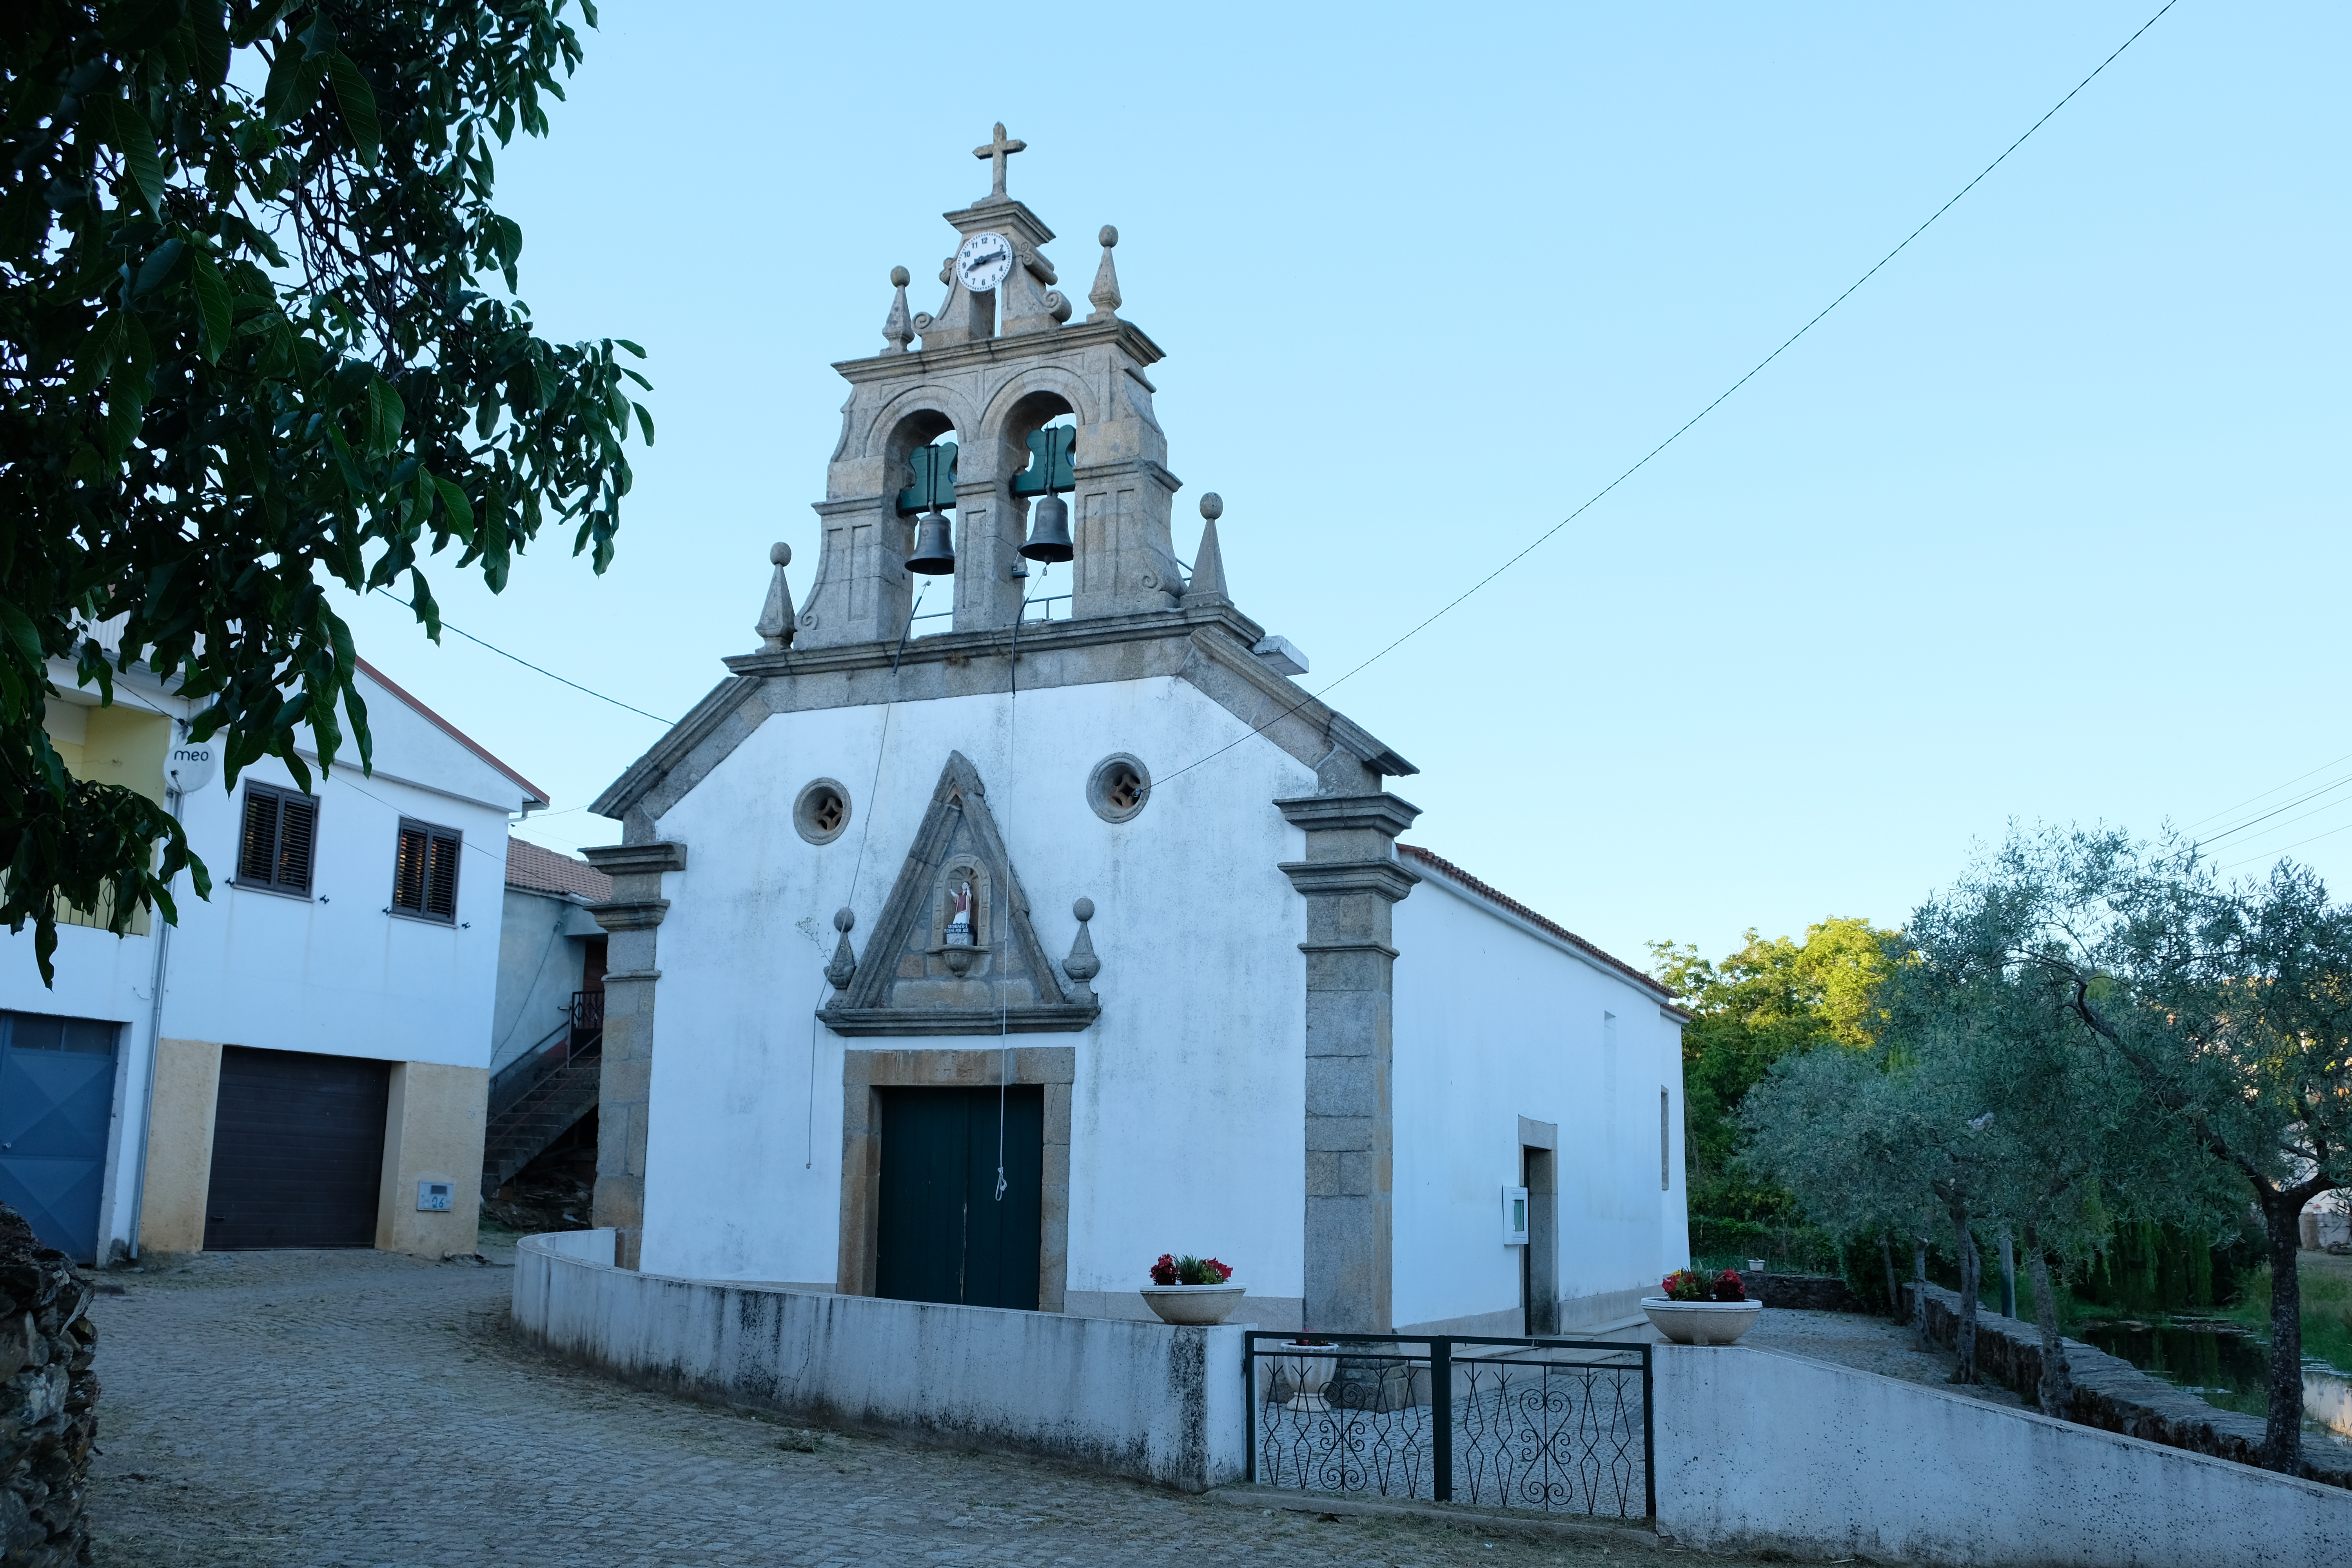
82 1246 1771 1568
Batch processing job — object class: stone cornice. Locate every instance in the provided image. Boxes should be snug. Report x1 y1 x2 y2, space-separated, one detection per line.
588 897 671 933
590 677 757 821
1277 860 1423 903
592 603 1419 823
817 1001 1100 1037
831 317 1167 380
1275 794 1424 838
582 842 689 877
722 603 1261 680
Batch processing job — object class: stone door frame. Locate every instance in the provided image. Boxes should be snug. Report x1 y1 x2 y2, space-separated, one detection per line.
838 1045 1073 1312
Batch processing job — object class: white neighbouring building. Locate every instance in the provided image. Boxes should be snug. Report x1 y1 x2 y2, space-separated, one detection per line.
0 648 545 1264
582 133 1691 1336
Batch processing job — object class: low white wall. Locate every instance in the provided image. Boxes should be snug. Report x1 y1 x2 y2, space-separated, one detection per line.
512 1230 1247 1491
1656 1345 2352 1566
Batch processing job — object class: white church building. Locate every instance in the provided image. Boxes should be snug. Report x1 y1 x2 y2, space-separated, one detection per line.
583 131 1691 1338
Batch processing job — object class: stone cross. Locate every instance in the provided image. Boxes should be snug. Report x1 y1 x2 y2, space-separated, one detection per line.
973 122 1026 201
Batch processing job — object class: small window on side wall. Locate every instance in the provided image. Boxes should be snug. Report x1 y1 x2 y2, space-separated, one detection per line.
235 783 319 897
391 818 462 923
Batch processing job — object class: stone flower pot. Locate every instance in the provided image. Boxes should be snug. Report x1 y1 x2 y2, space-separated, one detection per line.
1641 1298 1762 1345
1139 1283 1247 1325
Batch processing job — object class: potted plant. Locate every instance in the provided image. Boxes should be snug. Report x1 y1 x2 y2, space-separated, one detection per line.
1270 1334 1335 1411
1641 1267 1762 1345
1139 1253 1246 1325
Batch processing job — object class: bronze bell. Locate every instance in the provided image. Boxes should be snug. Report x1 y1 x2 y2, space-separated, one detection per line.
906 510 956 575
1020 493 1074 563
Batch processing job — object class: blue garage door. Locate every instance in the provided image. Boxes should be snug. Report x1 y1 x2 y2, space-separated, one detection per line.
0 1011 121 1264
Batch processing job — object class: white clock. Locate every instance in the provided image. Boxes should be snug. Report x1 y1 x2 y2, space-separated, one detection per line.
955 231 1015 294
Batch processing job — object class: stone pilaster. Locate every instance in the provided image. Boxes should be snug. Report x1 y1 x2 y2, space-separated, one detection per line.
583 840 686 1270
1277 782 1420 1334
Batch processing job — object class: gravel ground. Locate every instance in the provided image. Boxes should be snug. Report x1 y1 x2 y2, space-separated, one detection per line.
80 1243 1791 1568
1745 1305 2025 1405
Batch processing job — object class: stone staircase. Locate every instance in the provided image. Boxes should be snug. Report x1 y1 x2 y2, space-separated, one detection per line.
483 1042 601 1198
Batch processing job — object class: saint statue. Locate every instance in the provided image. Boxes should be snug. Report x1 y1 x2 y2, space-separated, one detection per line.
945 874 975 947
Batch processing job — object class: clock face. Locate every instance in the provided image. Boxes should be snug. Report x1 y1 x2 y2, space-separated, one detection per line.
955 232 1015 294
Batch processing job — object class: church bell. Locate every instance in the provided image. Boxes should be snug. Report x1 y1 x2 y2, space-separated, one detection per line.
906 510 956 575
1019 493 1074 563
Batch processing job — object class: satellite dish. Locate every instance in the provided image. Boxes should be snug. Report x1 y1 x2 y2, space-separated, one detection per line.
167 739 218 794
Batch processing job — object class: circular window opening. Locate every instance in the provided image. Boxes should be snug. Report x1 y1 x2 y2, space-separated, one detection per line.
1087 754 1150 824
794 778 851 845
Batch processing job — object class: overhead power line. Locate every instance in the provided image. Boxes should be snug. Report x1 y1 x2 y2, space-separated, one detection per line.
1145 0 2184 799
370 587 676 726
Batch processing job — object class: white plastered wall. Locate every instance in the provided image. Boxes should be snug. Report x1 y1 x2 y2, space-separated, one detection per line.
636 674 1317 1305
0 662 530 1259
1390 872 1690 1332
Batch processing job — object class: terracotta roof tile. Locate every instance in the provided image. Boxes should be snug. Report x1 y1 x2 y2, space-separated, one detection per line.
1397 844 1686 1018
506 837 612 902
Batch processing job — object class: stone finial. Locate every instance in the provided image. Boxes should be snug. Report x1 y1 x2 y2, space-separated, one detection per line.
1086 226 1122 323
1063 897 1101 993
1182 496 1229 608
826 906 858 994
882 266 914 354
756 542 797 650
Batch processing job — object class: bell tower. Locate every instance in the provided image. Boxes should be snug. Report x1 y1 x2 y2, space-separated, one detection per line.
794 127 1188 649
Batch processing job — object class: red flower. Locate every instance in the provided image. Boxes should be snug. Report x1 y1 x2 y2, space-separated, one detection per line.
1150 1253 1179 1287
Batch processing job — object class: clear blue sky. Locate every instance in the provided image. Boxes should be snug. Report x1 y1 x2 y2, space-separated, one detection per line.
337 1 2348 970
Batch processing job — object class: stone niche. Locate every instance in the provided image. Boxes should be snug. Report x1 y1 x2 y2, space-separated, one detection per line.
819 751 1099 1036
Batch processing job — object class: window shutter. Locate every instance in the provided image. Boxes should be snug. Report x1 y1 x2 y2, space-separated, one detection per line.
393 825 429 913
425 831 460 919
238 791 280 884
275 795 317 891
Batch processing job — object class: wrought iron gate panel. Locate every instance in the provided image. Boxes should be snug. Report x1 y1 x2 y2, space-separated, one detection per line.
1244 1332 1653 1520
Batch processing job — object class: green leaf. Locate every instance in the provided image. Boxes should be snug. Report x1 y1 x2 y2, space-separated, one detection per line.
190 255 233 362
363 374 404 456
264 48 325 127
432 475 477 541
326 53 381 169
132 238 186 299
0 599 45 667
109 100 168 212
634 402 654 445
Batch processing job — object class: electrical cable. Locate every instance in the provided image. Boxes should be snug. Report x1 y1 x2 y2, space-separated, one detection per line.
994 563 1051 1204
2192 771 2352 849
803 586 927 1168
1142 0 2184 802
369 586 677 725
2180 749 2352 833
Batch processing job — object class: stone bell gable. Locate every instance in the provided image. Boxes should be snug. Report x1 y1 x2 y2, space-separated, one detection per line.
797 129 1182 647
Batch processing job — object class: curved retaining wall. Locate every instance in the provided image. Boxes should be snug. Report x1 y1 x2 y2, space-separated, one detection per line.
511 1230 1246 1491
1657 1345 2352 1566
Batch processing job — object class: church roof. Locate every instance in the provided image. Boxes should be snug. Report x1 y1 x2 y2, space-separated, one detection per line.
1396 844 1687 1017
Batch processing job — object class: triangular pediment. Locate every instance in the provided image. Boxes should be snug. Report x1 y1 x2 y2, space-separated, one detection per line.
817 751 1099 1036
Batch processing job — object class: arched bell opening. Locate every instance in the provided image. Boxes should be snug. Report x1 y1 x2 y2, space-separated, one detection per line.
886 409 960 579
998 392 1078 601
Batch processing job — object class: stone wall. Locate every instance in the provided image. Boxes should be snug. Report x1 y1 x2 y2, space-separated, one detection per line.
1903 1280 2352 1490
513 1229 1247 1492
1 1203 98 1566
1737 1270 1871 1313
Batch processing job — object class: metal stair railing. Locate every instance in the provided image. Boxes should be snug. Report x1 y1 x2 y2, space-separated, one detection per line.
488 989 604 1116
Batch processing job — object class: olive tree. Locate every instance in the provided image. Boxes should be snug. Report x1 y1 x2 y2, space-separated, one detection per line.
2 1 646 978
2058 843 2352 1474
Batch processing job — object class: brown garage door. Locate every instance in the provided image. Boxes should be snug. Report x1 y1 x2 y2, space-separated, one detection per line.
204 1047 390 1249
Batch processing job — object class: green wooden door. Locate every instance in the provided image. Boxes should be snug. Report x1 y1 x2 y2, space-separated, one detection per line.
874 1086 1043 1311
